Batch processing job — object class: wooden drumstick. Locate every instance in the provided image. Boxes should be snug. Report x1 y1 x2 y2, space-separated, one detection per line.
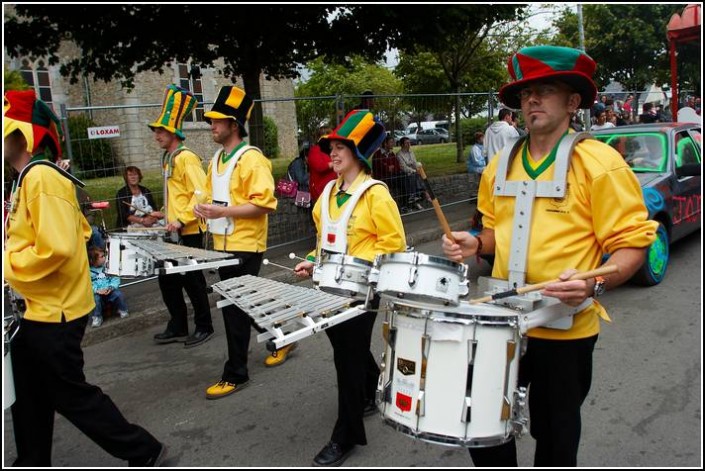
469 265 620 304
415 163 455 244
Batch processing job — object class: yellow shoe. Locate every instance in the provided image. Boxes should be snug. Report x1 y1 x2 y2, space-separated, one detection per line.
205 380 249 400
264 342 298 367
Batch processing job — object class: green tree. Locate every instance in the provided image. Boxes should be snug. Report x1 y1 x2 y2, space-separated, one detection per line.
3 67 30 92
552 4 692 98
295 56 402 142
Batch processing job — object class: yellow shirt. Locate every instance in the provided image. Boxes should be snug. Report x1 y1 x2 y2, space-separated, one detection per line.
4 164 95 322
164 148 207 235
479 137 657 340
206 147 277 252
308 172 406 262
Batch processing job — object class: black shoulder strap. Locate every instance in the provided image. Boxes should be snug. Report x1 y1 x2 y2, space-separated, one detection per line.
17 160 85 188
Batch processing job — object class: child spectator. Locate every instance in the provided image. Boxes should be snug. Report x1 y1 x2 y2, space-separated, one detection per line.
88 246 129 327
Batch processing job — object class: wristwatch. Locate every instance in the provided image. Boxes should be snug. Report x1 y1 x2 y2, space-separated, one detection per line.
593 276 606 298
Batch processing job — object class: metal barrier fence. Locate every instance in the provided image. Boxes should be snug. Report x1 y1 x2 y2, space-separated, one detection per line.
6 88 686 249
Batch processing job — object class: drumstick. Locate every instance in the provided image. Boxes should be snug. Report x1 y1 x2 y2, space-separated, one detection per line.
415 163 455 244
469 265 620 304
263 259 295 271
288 253 307 261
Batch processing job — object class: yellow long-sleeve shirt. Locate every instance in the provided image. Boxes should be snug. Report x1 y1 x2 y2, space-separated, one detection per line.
206 147 277 252
308 172 407 262
479 137 657 340
4 164 95 322
164 148 207 235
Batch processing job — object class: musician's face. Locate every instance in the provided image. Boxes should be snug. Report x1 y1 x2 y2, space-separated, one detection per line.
329 140 356 174
210 119 238 145
153 127 178 150
4 131 27 165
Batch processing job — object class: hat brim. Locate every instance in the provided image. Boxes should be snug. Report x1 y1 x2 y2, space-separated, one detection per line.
202 111 248 137
148 122 185 140
499 71 597 110
318 135 371 169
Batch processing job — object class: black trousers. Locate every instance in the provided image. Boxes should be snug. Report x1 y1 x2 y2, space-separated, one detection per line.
10 315 161 467
217 251 263 384
469 335 598 467
157 233 212 334
326 297 380 447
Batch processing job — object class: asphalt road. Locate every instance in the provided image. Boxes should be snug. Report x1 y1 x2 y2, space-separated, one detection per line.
3 230 702 467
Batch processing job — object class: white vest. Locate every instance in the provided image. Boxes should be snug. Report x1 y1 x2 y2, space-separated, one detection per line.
208 145 258 235
319 178 384 255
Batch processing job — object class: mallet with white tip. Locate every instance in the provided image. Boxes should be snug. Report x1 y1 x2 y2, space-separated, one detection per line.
289 253 307 261
262 258 295 271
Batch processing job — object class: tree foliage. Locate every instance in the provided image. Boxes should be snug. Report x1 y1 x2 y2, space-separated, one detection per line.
552 4 696 95
3 67 31 92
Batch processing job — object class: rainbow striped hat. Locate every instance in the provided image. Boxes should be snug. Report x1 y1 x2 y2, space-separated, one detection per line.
148 84 197 140
499 45 597 110
318 110 386 169
4 90 63 159
203 86 253 137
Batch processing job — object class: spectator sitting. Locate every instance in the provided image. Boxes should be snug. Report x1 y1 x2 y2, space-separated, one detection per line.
396 136 424 209
88 246 129 328
372 136 410 211
288 144 310 192
467 131 486 190
115 166 164 228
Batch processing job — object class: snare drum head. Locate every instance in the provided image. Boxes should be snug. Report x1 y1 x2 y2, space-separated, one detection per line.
376 251 463 272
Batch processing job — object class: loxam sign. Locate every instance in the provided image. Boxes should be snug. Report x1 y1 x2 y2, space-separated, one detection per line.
87 125 121 139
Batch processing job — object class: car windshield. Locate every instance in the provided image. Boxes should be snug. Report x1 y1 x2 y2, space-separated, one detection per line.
594 132 667 173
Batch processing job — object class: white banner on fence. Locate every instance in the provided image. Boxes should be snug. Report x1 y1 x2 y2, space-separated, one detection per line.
87 125 121 139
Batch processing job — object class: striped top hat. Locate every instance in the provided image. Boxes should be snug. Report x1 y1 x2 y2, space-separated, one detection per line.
4 90 63 159
318 110 386 169
148 84 197 140
499 45 597 110
203 86 253 137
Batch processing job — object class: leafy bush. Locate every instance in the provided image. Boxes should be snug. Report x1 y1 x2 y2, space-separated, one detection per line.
263 116 280 159
63 114 121 178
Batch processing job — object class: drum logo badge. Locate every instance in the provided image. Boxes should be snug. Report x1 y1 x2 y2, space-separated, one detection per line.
397 358 416 375
395 392 412 412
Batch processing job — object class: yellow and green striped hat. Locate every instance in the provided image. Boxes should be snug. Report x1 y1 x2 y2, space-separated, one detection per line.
148 84 197 140
318 110 386 169
203 86 253 137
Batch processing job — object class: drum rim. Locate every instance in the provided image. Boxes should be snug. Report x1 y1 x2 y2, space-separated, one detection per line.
388 299 520 319
320 251 373 267
376 251 463 270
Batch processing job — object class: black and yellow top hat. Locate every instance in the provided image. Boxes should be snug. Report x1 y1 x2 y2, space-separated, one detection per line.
148 84 197 140
203 86 253 137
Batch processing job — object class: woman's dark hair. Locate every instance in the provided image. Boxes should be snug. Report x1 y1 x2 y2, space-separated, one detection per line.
123 166 143 184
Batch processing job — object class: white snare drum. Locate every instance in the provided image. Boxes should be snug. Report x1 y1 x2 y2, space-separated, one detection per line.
377 301 527 447
312 253 373 301
373 252 468 306
106 233 155 277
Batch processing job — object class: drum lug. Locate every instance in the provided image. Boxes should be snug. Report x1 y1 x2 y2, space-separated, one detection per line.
511 386 529 437
407 266 418 287
461 396 472 423
416 391 425 417
501 340 517 420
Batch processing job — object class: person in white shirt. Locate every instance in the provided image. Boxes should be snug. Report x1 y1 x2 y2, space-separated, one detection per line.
484 108 520 160
591 109 616 130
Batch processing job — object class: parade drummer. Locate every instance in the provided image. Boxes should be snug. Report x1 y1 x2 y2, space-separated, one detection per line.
442 45 657 466
4 90 166 466
293 110 407 467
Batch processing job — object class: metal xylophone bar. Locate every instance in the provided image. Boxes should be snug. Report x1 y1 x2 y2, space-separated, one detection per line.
211 275 364 351
120 238 241 274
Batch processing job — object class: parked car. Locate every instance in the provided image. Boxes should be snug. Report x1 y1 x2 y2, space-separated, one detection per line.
402 128 450 145
592 123 701 285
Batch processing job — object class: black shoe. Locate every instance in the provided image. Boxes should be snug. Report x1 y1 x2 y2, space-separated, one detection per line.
129 442 167 467
363 399 378 417
184 330 214 349
312 441 355 467
153 330 188 344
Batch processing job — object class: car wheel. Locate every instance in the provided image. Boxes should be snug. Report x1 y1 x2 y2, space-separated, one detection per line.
631 222 669 286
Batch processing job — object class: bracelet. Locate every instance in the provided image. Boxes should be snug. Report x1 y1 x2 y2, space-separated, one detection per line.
475 235 483 264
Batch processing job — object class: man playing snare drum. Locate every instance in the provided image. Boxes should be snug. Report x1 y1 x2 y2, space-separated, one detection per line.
3 90 166 466
442 46 657 466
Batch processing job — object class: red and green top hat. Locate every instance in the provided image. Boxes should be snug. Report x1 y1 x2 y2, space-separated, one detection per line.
318 110 386 169
4 90 63 159
499 45 597 110
148 84 197 140
203 86 253 137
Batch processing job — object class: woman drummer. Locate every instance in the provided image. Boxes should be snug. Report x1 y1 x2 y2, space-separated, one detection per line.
293 110 406 467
